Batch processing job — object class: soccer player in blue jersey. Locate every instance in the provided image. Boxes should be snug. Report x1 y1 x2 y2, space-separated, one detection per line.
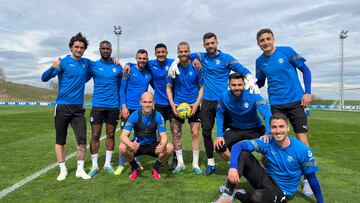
87 41 122 177
119 92 174 180
214 73 271 162
169 32 259 175
166 42 204 175
115 49 152 174
41 33 92 181
213 114 324 203
255 28 313 195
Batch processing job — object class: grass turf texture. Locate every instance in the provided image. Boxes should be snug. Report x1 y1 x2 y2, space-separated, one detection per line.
0 106 359 202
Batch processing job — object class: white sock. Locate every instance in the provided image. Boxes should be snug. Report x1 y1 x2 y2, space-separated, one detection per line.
207 158 215 166
192 150 200 168
58 162 67 172
104 150 113 167
77 160 85 171
91 154 98 168
175 149 184 167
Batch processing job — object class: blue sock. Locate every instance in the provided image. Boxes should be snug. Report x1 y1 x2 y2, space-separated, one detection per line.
119 155 125 166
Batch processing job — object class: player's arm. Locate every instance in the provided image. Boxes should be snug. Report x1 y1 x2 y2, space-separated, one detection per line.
254 95 272 135
227 141 253 184
305 173 324 203
166 80 177 116
155 114 168 153
297 63 312 107
120 70 129 119
41 57 61 82
214 97 226 149
190 73 203 116
255 60 266 88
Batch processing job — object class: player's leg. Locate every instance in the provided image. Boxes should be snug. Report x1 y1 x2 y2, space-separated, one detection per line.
170 117 185 174
88 108 103 176
102 109 118 174
151 142 174 179
189 121 202 174
54 105 70 181
201 100 218 175
119 142 140 180
70 105 91 180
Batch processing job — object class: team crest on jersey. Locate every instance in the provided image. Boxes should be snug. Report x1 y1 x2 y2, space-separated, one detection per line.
112 68 117 73
308 150 313 157
278 58 284 64
243 102 249 109
287 155 294 162
189 71 193 76
165 66 169 71
216 59 221 65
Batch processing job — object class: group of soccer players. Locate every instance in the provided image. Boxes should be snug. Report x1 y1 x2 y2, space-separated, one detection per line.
41 29 324 202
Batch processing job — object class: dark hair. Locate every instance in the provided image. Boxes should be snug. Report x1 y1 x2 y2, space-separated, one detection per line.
270 113 289 124
203 32 217 42
155 43 167 50
256 28 274 41
136 48 148 56
69 32 89 49
228 73 244 80
99 40 111 47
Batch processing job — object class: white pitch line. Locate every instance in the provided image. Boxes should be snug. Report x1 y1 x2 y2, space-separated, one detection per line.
0 128 121 199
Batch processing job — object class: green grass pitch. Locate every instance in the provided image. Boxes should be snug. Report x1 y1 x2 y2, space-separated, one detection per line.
0 106 359 202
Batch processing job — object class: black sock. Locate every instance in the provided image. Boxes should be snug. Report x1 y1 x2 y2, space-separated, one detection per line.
130 160 139 171
173 152 177 159
153 159 162 172
225 181 236 194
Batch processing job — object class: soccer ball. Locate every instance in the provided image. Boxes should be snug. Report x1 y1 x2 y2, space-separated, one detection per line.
176 103 192 120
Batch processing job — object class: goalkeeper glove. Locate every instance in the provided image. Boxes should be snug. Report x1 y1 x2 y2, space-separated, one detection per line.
245 74 260 94
167 58 180 79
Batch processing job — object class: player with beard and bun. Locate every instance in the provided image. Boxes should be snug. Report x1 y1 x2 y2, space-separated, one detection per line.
87 41 122 177
214 73 271 162
168 32 260 175
41 32 92 181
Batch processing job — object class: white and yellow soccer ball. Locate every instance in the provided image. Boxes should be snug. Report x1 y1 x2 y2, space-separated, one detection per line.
176 103 192 120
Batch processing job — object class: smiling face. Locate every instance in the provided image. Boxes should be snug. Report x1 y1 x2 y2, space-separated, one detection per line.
70 41 86 59
99 42 112 60
270 118 290 143
136 52 148 70
177 44 190 63
155 47 168 62
257 32 275 55
203 36 218 55
140 92 154 115
229 78 244 97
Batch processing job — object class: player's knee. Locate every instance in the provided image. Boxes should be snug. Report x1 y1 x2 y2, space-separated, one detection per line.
106 131 115 140
119 143 127 154
166 143 174 154
239 151 252 162
250 191 264 203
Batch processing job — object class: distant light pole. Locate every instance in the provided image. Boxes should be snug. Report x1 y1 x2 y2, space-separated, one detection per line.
113 25 122 59
339 30 348 110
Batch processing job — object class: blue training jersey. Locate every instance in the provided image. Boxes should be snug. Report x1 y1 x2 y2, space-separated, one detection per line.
167 62 203 105
239 137 319 196
256 46 306 105
90 59 122 108
124 110 166 145
147 58 174 105
216 90 271 137
190 51 251 101
41 55 92 105
120 63 152 110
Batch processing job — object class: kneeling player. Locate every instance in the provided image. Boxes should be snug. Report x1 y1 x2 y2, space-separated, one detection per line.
119 92 173 180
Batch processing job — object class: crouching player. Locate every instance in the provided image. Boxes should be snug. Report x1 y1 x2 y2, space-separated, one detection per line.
213 113 324 203
119 92 174 180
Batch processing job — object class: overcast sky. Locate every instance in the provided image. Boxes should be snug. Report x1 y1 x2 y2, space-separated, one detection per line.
0 0 359 100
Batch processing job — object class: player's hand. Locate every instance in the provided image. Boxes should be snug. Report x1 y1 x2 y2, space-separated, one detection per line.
189 104 198 117
155 142 165 154
168 58 180 79
118 110 122 120
52 57 61 69
112 57 121 65
301 93 312 107
259 135 272 143
122 106 129 119
214 137 225 149
129 138 140 153
192 58 202 70
245 74 260 94
122 64 131 76
171 104 178 117
228 168 240 184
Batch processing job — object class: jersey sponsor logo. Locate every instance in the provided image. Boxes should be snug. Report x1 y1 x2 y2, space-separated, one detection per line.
112 68 117 73
216 59 221 65
243 102 249 109
287 155 294 162
278 58 284 64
